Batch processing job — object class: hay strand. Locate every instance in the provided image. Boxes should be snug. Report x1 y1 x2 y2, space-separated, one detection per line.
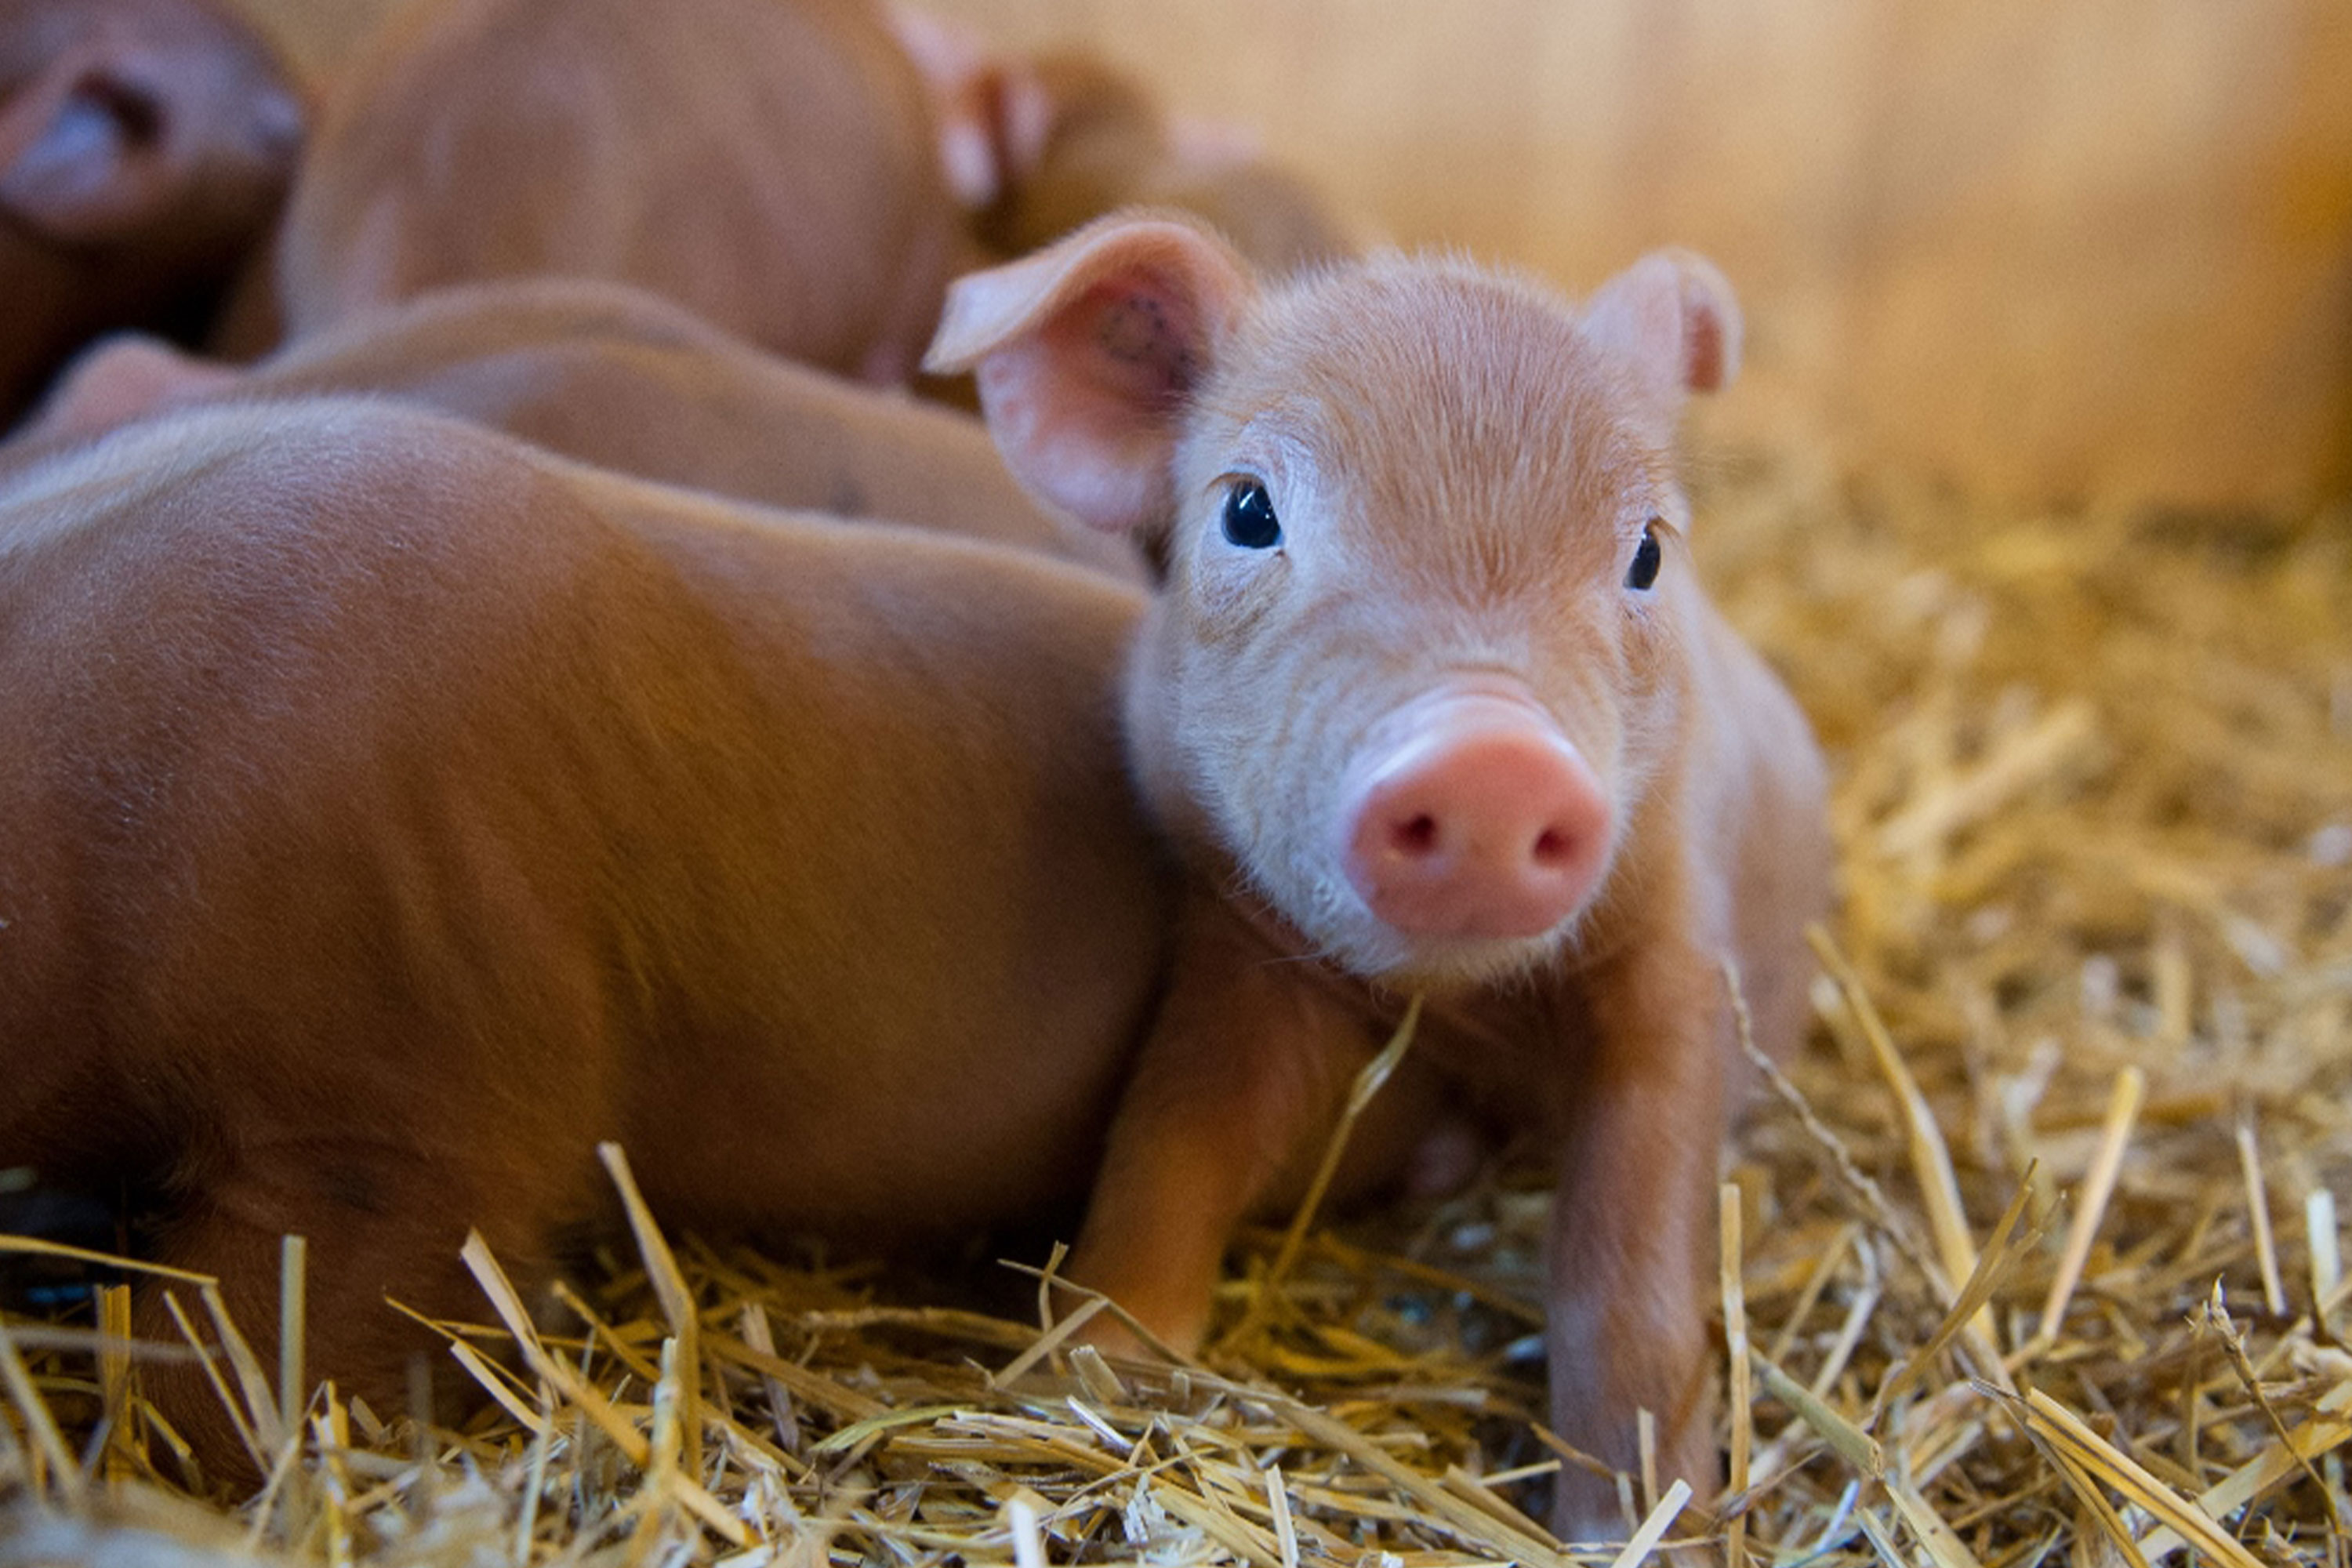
1719 1181 1751 1568
2036 1067 2145 1344
1811 927 1976 1316
599 1142 705 1482
197 1283 283 1461
0 1312 82 1504
96 1284 132 1486
2236 1116 2288 1317
158 1290 264 1482
457 1229 651 1467
1871 1167 2036 1421
1601 1477 1691 1568
2009 1385 2265 1568
1243 993 1425 1338
276 1236 306 1446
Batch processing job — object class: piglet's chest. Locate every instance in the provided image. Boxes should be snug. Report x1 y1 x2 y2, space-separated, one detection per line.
1412 976 1602 1132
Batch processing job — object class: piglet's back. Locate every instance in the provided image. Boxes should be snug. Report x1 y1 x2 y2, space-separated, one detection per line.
29 279 1142 579
0 397 1160 1221
271 0 963 383
0 399 1166 1475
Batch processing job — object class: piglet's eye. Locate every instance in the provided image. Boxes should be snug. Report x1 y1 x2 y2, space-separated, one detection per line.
1624 520 1663 591
1221 479 1282 550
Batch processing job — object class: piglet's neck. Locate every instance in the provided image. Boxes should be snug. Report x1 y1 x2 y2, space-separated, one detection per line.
1191 850 1527 1055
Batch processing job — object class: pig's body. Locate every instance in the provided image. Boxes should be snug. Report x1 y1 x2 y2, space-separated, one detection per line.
0 0 303 424
0 396 1166 1481
258 0 967 383
930 217 1832 1540
24 279 1141 578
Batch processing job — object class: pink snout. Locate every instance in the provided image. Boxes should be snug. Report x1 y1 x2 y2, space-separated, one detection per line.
1340 691 1610 941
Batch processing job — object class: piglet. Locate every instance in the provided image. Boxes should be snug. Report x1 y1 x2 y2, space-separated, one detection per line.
0 395 1166 1486
21 278 1141 579
927 214 1832 1539
252 0 968 383
886 13 1348 276
0 0 303 425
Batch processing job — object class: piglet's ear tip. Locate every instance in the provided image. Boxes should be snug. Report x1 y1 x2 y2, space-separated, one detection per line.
908 317 964 378
1580 246 1743 408
921 267 1022 375
924 209 1254 377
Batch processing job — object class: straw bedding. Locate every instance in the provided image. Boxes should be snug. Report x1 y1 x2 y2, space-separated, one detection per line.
2 445 2347 1568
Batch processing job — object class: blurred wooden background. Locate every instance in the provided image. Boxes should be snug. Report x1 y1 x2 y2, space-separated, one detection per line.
232 0 2352 511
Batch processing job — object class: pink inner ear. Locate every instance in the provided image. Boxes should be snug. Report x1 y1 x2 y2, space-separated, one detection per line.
1670 252 1741 393
1059 274 1202 416
1682 300 1726 394
928 212 1253 535
970 264 1210 535
1578 250 1743 423
975 271 1204 534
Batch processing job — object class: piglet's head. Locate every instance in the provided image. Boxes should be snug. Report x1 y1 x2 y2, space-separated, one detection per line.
0 0 305 252
0 0 305 418
929 213 1740 989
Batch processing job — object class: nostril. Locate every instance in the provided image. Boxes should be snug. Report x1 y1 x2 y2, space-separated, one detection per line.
1338 693 1613 942
1393 814 1439 856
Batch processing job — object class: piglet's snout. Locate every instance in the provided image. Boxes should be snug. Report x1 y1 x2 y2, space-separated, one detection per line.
1339 689 1609 941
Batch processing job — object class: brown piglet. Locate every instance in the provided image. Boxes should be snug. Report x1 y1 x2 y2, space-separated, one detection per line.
243 0 968 383
21 278 1142 579
927 213 1832 1540
0 395 1167 1487
885 9 1349 277
0 0 303 425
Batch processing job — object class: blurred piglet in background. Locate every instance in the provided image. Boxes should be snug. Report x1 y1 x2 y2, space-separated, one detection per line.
0 0 303 425
232 0 970 383
22 277 1142 578
887 5 1352 277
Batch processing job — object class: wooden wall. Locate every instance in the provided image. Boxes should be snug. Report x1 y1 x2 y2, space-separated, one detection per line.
230 0 2352 510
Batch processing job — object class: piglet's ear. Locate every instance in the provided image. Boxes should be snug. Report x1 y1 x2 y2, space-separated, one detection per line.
1577 249 1743 430
24 332 238 443
925 211 1253 536
882 2 1051 209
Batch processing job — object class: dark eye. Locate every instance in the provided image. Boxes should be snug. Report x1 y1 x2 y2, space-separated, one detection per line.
1221 479 1282 550
1624 520 1663 591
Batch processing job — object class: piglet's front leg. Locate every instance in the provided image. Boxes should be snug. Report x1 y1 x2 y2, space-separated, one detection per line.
1065 893 1408 1357
1543 931 1732 1542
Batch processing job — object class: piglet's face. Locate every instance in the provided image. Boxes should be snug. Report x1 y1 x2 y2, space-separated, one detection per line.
0 0 304 418
929 216 1739 988
0 0 305 251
